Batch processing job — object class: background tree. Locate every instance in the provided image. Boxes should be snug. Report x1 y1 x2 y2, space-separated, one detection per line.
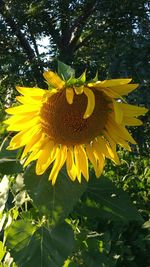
0 0 149 150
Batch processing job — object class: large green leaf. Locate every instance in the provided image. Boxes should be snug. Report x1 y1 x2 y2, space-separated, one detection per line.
6 220 74 267
0 139 22 174
0 158 23 175
0 138 19 159
76 174 143 222
82 237 116 267
24 164 87 224
82 251 116 267
58 61 75 81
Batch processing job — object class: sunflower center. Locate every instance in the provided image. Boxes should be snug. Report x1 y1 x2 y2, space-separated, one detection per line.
40 88 109 146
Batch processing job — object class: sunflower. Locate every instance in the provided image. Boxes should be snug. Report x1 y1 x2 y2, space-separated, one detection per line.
5 66 148 185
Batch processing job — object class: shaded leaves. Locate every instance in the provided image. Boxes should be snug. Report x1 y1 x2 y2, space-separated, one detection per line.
6 220 74 267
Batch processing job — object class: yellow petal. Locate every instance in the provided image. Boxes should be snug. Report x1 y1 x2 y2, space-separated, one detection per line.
106 119 136 144
66 88 74 104
6 116 40 131
86 145 101 177
92 139 104 159
120 103 148 117
98 87 121 98
36 140 56 175
43 70 65 89
110 84 138 96
112 100 123 124
74 146 82 182
74 86 84 95
83 87 95 119
97 136 120 164
16 86 45 96
77 145 89 181
90 141 105 177
66 147 77 181
103 130 117 151
8 125 40 150
24 150 41 167
21 129 43 159
6 105 39 115
94 82 138 99
49 146 67 185
105 123 133 150
104 129 131 151
16 95 43 105
123 117 143 126
4 113 35 125
86 144 98 172
98 78 132 87
96 153 105 177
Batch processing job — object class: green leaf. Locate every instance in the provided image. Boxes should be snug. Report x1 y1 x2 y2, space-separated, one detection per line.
142 220 150 229
81 235 116 267
24 164 87 224
0 138 18 159
58 61 75 81
68 263 78 267
77 174 143 222
0 241 6 261
6 220 74 267
83 250 116 267
5 220 36 250
0 158 23 175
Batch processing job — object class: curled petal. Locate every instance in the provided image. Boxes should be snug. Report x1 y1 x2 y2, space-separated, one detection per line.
83 87 95 119
66 88 74 104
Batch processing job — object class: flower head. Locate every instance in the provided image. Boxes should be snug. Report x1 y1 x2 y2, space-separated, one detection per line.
5 65 148 185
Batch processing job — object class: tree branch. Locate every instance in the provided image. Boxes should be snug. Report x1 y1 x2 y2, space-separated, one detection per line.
0 1 35 61
74 33 93 51
27 22 40 58
0 0 44 85
69 0 97 45
43 13 61 47
59 0 71 46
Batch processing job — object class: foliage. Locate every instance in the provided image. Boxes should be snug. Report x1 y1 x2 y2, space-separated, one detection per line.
0 141 150 266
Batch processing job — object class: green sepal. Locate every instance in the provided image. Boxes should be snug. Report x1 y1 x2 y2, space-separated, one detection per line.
92 71 99 82
77 70 86 83
66 70 87 87
65 77 78 87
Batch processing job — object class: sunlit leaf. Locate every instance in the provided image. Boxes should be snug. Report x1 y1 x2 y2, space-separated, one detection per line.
0 241 6 261
24 164 87 224
58 61 75 81
6 220 74 267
